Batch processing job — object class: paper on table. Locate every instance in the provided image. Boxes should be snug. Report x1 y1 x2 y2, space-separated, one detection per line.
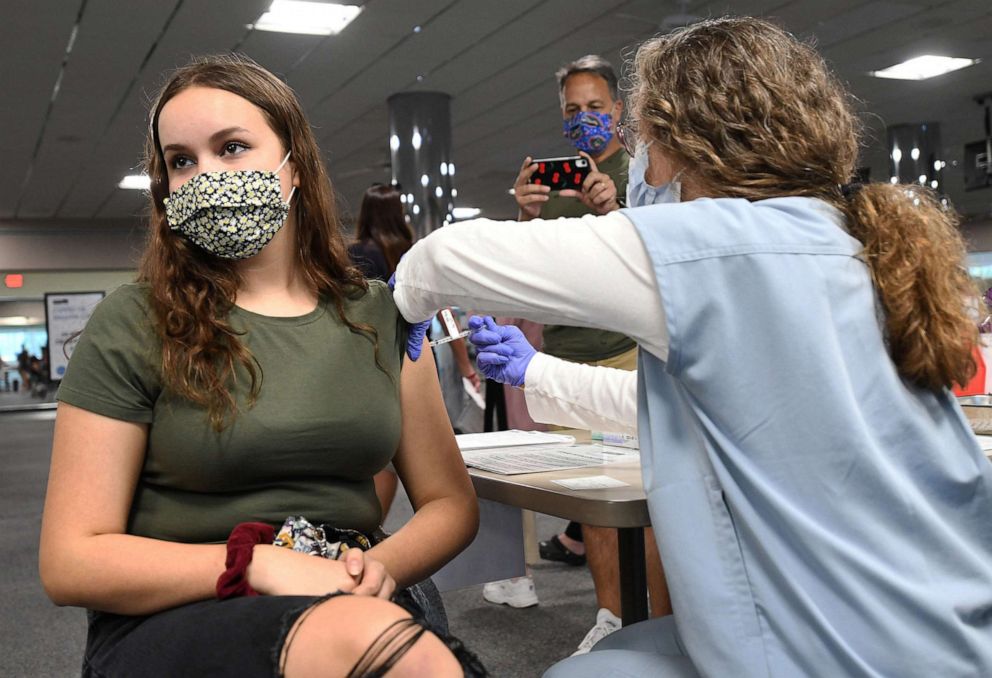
462 443 639 475
976 435 992 452
463 378 485 409
552 475 631 490
455 430 575 451
591 431 639 449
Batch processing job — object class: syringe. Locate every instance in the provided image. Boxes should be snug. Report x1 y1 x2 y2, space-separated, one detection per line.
428 329 473 347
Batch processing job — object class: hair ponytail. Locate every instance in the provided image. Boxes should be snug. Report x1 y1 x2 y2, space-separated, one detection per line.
843 184 977 391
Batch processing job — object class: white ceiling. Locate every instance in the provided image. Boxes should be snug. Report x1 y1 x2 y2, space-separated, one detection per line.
2 0 992 227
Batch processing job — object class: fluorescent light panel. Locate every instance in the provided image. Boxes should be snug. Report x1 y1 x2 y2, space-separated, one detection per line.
452 207 481 219
254 1 362 36
119 174 151 190
0 316 43 326
871 55 978 80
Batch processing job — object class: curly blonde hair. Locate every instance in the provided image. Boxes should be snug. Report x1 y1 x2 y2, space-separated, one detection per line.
630 17 976 391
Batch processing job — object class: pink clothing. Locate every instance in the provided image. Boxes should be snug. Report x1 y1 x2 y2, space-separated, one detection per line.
496 318 547 432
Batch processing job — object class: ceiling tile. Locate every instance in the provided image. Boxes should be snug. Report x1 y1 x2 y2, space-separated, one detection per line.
6 0 992 224
0 0 82 216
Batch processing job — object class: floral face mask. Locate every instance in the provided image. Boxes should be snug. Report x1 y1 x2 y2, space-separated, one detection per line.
164 151 296 260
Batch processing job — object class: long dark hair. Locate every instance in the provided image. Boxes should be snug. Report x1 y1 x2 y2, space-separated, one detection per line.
140 54 377 431
632 17 976 392
355 183 414 274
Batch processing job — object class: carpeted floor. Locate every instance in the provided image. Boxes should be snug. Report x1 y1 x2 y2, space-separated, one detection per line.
1 410 603 677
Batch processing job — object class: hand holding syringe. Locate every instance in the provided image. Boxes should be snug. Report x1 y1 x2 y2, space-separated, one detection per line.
428 308 483 395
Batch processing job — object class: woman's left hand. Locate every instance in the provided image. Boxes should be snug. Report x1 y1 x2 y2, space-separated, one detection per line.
340 547 397 599
388 272 432 361
404 320 430 361
559 151 620 214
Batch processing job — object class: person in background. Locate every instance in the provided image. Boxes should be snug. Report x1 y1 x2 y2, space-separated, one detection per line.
17 345 32 392
391 17 992 677
348 182 480 516
349 182 414 282
494 53 669 654
40 54 482 678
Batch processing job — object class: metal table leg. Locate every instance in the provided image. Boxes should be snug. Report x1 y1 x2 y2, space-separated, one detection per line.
617 526 648 626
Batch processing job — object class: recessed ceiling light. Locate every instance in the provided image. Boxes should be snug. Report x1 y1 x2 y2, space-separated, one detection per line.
252 1 361 36
452 207 481 219
118 174 151 190
870 55 979 80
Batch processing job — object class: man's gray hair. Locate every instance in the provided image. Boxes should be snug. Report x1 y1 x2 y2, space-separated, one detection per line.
555 54 619 105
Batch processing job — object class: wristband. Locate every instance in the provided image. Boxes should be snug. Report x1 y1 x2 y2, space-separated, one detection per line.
216 522 275 600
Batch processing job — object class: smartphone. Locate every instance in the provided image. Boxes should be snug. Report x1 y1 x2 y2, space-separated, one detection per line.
528 156 590 191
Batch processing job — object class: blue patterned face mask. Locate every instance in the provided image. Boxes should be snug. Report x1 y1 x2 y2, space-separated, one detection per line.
626 142 682 208
562 110 615 155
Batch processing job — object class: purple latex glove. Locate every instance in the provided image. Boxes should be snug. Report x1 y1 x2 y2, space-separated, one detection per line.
468 315 536 387
388 272 431 361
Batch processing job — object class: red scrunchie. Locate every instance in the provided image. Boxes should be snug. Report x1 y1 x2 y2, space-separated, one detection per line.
216 522 276 600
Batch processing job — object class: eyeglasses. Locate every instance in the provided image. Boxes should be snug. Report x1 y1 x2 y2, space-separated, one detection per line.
616 120 636 156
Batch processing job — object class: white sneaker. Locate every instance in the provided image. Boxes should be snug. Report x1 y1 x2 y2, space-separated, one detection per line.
482 576 539 608
571 607 621 655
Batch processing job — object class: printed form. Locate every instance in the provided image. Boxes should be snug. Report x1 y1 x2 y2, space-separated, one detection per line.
459 440 639 475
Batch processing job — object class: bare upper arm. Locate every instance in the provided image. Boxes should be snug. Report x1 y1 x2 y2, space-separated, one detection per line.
41 403 148 551
391 340 475 510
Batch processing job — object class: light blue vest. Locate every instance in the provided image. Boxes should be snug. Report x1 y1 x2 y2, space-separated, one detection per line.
623 197 992 677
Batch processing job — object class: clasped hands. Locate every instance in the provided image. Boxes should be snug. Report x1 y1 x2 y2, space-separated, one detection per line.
249 543 396 600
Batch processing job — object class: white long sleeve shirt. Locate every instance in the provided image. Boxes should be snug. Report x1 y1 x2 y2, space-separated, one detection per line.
393 211 667 433
523 352 638 434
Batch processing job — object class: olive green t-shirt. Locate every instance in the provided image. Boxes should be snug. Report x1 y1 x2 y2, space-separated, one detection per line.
57 281 407 543
539 149 636 362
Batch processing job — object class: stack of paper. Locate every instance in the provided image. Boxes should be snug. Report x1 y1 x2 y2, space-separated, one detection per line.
456 431 639 475
455 430 576 450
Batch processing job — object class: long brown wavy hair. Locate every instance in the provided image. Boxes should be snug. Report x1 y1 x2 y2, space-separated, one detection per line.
140 54 375 430
630 17 976 391
355 183 414 274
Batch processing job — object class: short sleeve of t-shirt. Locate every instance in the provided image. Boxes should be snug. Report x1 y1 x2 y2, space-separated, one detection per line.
57 284 162 423
347 280 408 368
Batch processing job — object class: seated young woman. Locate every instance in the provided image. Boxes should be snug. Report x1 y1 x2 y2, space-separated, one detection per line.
38 54 482 678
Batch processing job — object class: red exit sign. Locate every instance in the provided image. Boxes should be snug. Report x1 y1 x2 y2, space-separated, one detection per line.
4 274 24 288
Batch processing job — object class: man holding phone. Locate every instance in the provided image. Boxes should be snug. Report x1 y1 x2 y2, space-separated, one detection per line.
487 55 668 656
512 54 633 376
515 55 627 219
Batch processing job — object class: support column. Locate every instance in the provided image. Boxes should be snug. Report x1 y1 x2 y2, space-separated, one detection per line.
387 92 454 239
887 122 946 194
